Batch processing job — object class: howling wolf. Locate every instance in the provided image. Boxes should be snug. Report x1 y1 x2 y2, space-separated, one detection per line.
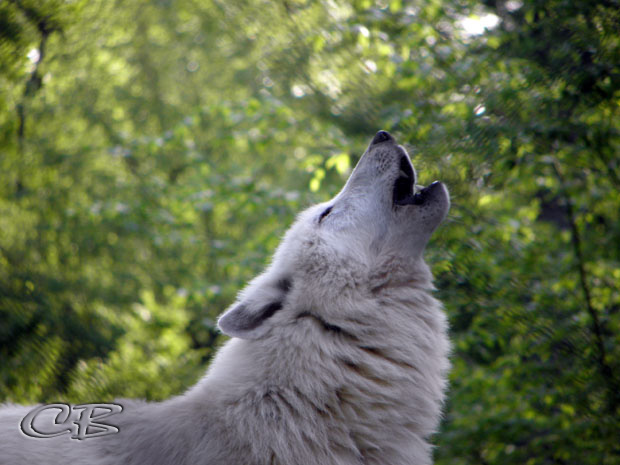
0 130 451 465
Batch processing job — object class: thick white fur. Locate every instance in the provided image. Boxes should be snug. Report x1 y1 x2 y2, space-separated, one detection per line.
0 132 451 465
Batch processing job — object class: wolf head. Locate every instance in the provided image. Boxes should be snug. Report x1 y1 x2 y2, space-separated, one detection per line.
218 131 450 339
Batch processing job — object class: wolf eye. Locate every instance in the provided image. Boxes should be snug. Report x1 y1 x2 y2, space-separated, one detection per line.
318 206 333 224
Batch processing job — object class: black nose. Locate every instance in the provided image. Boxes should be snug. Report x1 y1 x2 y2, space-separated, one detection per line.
371 130 393 145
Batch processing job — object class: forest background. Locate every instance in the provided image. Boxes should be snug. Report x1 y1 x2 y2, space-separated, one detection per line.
1 0 619 463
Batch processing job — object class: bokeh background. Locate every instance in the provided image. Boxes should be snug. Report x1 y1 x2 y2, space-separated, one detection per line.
1 0 619 463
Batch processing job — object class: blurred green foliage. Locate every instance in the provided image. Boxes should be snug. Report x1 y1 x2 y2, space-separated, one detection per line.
1 0 619 463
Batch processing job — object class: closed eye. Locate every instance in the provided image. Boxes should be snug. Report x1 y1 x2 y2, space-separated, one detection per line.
318 206 333 224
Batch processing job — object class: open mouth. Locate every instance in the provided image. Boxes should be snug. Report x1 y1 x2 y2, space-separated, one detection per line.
393 156 424 206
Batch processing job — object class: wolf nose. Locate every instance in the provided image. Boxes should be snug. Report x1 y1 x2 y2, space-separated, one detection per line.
371 130 393 145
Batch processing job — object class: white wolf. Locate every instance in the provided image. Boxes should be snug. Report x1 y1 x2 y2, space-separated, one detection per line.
0 130 451 465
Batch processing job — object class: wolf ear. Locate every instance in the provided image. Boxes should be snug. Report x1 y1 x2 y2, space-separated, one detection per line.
217 276 292 340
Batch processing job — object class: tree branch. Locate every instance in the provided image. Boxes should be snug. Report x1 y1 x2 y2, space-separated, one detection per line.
10 0 57 195
552 160 619 413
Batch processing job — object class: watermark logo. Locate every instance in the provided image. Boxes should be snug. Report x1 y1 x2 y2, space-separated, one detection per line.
20 403 123 440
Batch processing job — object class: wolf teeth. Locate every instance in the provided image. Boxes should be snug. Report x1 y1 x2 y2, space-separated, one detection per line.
399 169 411 178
